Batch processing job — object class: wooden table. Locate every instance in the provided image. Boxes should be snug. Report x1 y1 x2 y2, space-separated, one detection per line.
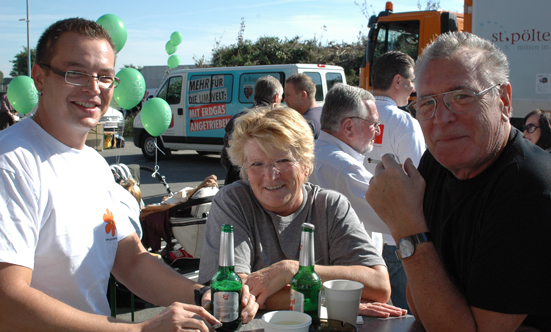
239 313 426 332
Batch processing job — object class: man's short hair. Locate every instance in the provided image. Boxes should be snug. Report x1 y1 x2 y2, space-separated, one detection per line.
415 32 509 95
371 51 415 91
321 83 375 132
254 75 283 105
285 73 316 100
36 17 116 66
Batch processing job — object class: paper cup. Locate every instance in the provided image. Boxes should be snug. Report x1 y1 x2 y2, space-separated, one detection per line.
261 310 312 332
323 280 364 325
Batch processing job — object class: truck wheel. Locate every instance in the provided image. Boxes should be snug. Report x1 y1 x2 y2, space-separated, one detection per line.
141 134 167 161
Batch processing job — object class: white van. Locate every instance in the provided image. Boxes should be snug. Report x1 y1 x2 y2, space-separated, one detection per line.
132 64 346 160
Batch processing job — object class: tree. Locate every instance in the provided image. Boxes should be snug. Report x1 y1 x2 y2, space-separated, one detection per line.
418 0 441 10
0 71 4 84
203 36 366 86
10 47 36 77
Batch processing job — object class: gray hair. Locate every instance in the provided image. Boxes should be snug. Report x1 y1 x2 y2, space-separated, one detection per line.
254 75 283 105
321 83 375 132
416 32 509 94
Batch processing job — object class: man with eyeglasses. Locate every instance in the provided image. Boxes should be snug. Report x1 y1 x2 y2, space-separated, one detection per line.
309 83 388 259
366 32 551 331
0 18 258 331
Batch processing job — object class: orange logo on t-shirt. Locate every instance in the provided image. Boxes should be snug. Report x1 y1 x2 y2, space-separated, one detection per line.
103 209 117 236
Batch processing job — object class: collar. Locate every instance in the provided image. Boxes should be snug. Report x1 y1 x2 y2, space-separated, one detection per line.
318 131 365 163
374 95 397 106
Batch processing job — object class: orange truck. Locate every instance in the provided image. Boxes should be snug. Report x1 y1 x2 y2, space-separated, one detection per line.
359 0 551 128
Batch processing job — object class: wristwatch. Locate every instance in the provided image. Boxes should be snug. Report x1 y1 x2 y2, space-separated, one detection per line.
395 232 432 260
194 285 211 306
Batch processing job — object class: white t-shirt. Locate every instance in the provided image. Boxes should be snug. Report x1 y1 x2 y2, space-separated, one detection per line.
0 119 135 315
364 96 426 174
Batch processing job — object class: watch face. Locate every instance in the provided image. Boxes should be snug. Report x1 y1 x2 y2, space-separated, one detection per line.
399 239 414 258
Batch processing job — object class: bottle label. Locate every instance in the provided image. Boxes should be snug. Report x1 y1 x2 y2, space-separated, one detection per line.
290 289 304 312
213 291 239 322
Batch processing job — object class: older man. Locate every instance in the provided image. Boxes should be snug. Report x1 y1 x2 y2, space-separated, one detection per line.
0 18 257 331
366 32 551 331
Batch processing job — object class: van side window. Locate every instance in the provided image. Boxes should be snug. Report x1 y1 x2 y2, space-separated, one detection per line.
239 73 284 104
304 72 323 102
188 74 233 104
326 73 343 91
167 77 183 104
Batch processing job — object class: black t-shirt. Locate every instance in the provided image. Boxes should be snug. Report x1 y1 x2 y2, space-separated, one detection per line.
418 129 551 330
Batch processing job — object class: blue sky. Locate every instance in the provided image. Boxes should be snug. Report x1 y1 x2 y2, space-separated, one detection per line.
1 0 463 79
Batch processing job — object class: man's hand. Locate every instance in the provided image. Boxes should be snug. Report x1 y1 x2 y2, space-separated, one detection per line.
243 260 298 308
201 284 259 324
139 302 219 332
358 300 408 318
365 154 428 240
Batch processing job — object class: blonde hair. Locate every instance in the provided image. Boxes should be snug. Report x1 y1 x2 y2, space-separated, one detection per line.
228 106 315 180
120 178 142 204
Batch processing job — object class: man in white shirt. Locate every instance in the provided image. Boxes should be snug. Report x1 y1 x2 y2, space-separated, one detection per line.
362 51 425 311
309 82 387 262
364 51 425 174
0 17 257 331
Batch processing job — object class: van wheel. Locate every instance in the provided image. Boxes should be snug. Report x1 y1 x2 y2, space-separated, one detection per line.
141 134 168 161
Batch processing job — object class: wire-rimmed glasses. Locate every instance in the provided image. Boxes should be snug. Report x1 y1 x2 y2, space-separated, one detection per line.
39 63 119 90
407 84 501 121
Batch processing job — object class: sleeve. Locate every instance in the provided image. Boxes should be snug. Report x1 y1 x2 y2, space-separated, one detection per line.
198 185 254 284
324 191 386 268
395 117 426 167
0 168 40 269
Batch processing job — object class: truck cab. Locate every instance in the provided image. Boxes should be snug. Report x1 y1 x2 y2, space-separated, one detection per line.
359 2 463 91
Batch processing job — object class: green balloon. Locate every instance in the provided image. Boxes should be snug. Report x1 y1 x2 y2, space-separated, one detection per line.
167 55 180 69
113 68 145 110
97 14 127 53
165 40 177 55
141 98 172 137
7 75 38 115
170 31 183 46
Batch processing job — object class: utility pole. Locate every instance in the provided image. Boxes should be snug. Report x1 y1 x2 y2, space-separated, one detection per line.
19 0 31 77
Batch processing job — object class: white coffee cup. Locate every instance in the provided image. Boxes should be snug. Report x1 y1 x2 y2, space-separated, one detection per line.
261 310 312 332
323 279 364 325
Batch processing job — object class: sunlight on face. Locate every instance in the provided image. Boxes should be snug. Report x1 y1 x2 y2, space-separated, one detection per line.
244 139 307 216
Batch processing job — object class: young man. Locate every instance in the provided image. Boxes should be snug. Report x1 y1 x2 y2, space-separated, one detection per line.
284 73 322 139
0 18 257 331
366 32 551 331
364 51 426 311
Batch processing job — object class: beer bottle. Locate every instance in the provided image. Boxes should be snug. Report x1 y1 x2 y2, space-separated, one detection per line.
290 223 322 327
211 224 242 332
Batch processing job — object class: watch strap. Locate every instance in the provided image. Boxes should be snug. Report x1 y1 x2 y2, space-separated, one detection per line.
395 232 432 260
194 286 211 306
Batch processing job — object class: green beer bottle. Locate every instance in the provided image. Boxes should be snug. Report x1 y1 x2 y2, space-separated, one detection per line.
290 223 322 327
211 224 242 332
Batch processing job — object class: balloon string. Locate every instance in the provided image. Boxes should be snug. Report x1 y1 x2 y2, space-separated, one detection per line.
151 137 165 179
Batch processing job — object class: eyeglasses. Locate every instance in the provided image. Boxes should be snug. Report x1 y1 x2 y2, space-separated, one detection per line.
39 64 119 90
523 123 540 134
243 158 300 176
348 116 381 129
407 84 501 121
